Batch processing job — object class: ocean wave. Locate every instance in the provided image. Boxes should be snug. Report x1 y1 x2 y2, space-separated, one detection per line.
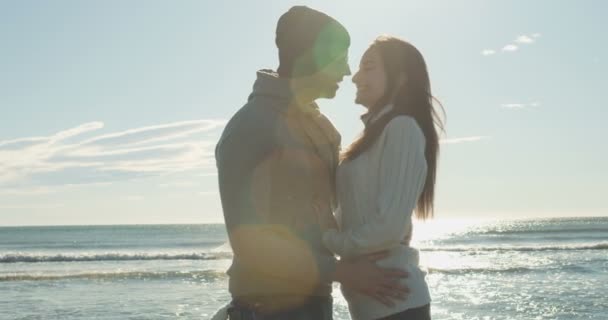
421 243 608 252
428 264 596 275
427 266 534 275
474 227 608 236
0 251 233 264
0 270 227 282
4 243 605 265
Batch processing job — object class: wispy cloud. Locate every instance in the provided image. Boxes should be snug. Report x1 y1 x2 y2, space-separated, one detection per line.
0 119 225 193
481 49 496 56
514 35 534 44
0 204 65 209
482 33 541 56
500 102 541 110
199 191 219 197
502 44 519 52
158 181 199 188
0 183 113 196
440 136 491 144
196 173 218 177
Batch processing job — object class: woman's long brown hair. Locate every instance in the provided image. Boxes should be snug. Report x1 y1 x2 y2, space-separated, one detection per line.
342 36 445 220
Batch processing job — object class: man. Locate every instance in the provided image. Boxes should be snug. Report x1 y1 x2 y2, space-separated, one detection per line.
215 6 409 319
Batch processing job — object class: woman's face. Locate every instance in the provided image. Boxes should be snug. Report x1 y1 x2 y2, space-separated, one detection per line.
352 47 387 109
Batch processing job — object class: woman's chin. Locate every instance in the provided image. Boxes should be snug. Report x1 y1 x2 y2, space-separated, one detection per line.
354 97 371 108
354 95 364 105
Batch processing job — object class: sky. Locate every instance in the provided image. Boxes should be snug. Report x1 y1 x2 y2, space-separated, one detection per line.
1 0 607 226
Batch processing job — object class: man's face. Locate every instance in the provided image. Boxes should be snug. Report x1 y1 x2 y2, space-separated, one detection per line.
315 52 351 99
309 22 351 99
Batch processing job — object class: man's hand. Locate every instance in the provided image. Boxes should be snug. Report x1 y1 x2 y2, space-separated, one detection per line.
334 251 410 307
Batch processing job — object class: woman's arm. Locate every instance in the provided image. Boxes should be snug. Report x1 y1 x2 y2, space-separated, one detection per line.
322 116 427 257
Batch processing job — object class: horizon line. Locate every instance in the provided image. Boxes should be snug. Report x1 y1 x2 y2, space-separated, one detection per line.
1 214 606 228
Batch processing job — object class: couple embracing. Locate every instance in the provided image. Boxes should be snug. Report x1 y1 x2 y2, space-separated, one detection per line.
214 6 444 320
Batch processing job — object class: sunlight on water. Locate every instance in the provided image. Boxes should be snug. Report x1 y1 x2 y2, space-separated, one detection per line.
410 218 493 243
1 218 606 319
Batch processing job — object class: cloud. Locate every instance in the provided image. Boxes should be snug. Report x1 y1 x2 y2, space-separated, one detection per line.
0 204 65 209
440 136 491 144
482 33 540 56
0 137 50 150
514 35 534 44
75 120 223 148
481 49 496 56
0 119 225 192
0 183 113 196
158 181 199 188
199 191 219 196
196 173 218 177
502 44 519 52
500 102 541 110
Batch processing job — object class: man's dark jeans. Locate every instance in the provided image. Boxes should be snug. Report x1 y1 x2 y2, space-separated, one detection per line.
227 296 332 320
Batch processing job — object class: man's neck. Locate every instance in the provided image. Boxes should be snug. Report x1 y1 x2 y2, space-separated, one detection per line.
279 74 321 106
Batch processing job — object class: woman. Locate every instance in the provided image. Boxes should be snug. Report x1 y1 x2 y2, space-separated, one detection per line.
318 35 444 320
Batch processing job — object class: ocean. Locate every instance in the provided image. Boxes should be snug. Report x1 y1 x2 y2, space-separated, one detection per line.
1 217 606 320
